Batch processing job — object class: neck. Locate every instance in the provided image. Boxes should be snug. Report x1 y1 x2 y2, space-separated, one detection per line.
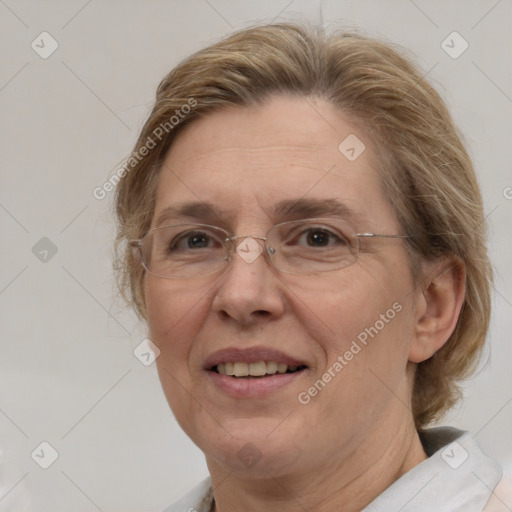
207 419 427 512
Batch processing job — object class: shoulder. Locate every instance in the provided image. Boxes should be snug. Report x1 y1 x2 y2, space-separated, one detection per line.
483 470 512 512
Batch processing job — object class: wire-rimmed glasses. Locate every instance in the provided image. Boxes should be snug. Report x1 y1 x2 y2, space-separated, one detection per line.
130 218 409 279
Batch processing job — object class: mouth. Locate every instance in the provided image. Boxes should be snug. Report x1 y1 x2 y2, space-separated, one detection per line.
212 361 308 378
204 347 309 397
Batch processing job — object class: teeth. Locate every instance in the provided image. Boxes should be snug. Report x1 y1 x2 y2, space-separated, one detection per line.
249 361 267 376
233 362 249 377
215 361 302 377
266 361 278 374
277 363 288 374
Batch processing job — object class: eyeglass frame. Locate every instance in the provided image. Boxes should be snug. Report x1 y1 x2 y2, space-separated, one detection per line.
129 218 410 279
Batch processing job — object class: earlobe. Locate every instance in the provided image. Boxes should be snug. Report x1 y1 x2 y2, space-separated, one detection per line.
408 257 466 364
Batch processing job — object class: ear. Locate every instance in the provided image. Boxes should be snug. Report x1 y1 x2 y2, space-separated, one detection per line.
408 256 466 363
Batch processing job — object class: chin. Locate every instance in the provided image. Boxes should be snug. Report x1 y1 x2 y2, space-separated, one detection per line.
190 416 306 475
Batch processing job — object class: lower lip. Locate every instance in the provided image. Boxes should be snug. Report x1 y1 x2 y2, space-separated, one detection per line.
207 370 306 398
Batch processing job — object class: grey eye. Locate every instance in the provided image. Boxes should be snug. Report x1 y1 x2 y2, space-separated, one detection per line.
170 231 221 251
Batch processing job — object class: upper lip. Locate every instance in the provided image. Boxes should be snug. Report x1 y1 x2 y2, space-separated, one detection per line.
203 346 308 370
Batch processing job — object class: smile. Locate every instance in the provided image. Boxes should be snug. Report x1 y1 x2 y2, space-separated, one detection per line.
214 361 306 377
205 346 309 397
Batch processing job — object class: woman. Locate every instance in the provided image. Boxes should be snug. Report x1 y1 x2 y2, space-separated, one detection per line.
114 23 506 511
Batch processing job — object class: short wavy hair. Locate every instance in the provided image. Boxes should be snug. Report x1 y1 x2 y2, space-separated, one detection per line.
114 23 492 428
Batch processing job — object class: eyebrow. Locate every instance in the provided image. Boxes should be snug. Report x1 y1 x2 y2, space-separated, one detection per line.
154 198 364 228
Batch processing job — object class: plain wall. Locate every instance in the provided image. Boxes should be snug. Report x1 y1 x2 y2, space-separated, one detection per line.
1 1 511 510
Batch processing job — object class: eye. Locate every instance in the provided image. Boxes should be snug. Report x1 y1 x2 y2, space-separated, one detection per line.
170 230 222 251
293 226 348 248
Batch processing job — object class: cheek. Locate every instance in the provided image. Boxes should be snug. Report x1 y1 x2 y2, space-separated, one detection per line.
145 277 208 369
305 275 413 416
290 276 413 438
145 278 211 429
304 264 413 371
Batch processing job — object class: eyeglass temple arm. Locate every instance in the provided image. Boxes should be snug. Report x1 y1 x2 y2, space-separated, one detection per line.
355 233 410 239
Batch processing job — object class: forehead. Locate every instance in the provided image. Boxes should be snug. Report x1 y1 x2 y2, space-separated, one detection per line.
153 95 398 231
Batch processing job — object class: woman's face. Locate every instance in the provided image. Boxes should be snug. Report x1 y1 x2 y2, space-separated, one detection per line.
145 95 421 476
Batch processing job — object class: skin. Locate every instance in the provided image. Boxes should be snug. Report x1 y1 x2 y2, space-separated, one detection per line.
144 95 465 511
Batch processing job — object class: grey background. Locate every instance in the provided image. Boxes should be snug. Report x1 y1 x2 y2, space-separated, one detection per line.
1 1 511 510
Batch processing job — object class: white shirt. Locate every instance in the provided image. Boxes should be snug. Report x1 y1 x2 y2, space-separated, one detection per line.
162 427 504 512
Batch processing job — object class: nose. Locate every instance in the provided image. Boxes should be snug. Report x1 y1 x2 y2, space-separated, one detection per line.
211 236 285 327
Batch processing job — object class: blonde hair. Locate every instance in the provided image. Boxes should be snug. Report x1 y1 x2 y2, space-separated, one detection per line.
114 23 492 427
